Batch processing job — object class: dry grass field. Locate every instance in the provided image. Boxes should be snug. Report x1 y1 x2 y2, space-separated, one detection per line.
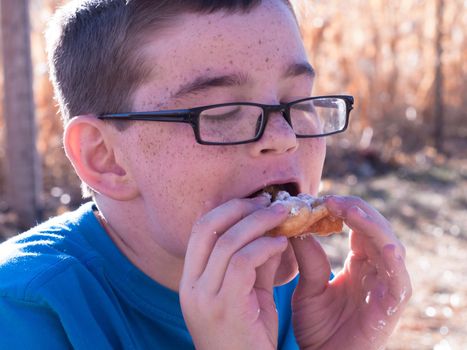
0 0 466 349
320 151 467 350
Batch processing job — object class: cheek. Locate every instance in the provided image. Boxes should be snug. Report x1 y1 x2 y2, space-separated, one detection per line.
298 138 326 194
302 138 326 170
131 126 240 242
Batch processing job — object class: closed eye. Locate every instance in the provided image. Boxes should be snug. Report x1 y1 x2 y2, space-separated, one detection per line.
201 106 242 121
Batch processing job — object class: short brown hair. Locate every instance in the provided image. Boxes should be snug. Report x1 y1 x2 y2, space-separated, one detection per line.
46 0 293 123
46 0 293 197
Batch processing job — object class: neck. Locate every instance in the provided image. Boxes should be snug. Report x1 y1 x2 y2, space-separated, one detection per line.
93 208 184 292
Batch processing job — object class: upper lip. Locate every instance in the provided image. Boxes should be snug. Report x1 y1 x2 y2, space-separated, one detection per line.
245 178 301 199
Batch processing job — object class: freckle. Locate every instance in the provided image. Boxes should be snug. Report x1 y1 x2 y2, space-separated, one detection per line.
265 57 269 63
258 39 262 45
229 60 233 65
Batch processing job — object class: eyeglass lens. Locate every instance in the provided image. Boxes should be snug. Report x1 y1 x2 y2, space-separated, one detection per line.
198 98 347 143
290 98 347 137
199 105 264 143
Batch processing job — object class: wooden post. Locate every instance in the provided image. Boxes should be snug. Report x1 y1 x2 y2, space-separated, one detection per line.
433 0 445 153
1 0 42 229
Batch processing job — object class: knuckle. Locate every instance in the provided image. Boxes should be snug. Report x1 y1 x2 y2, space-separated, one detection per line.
230 252 251 270
192 218 209 234
214 234 236 253
248 208 268 222
228 254 257 284
179 282 215 312
347 205 363 216
348 195 364 205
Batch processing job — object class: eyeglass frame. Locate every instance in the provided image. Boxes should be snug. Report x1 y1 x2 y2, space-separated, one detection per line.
98 94 354 145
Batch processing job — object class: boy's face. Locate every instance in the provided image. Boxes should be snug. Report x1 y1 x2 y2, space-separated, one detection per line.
115 0 325 280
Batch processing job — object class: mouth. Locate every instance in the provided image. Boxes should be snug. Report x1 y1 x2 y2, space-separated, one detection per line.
246 182 300 201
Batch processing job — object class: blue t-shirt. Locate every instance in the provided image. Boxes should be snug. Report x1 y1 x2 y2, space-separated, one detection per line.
0 202 299 349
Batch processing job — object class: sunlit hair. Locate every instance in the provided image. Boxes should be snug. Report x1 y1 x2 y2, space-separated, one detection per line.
46 0 294 124
46 0 294 197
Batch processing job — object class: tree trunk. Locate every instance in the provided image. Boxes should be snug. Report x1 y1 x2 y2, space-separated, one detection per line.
1 0 42 229
433 0 444 153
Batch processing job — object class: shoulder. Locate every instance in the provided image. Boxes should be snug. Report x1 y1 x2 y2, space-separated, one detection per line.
0 202 100 301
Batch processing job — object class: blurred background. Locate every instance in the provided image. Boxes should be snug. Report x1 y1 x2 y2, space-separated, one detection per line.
0 0 465 349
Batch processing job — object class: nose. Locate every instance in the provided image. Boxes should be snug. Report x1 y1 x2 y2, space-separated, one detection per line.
249 110 298 156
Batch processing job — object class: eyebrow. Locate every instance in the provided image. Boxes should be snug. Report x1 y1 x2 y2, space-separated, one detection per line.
171 61 315 99
282 62 316 79
172 72 250 99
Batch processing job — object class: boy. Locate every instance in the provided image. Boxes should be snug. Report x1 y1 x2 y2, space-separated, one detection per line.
0 0 411 349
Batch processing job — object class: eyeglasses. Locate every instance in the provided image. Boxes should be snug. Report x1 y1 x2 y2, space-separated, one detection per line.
98 95 354 145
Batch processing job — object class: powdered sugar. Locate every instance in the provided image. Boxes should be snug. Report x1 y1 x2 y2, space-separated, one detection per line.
273 191 318 216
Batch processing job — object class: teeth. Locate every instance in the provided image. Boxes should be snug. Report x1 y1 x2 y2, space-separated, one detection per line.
261 185 284 200
258 192 272 201
248 183 298 200
275 191 292 201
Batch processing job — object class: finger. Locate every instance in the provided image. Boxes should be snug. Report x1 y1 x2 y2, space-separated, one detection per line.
326 196 404 258
325 195 389 230
182 196 270 288
219 236 288 298
380 244 412 313
348 205 407 263
289 235 331 297
357 244 412 340
200 203 289 294
359 281 398 347
255 250 284 334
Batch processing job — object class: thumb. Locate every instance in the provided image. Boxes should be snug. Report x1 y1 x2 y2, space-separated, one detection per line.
290 236 331 297
255 249 284 291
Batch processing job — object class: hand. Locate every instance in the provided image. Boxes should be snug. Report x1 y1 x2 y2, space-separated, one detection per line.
290 195 412 350
179 197 290 350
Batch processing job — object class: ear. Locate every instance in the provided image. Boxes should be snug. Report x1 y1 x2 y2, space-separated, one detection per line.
63 115 140 201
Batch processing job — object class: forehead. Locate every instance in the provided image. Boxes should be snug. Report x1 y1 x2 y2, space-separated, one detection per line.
133 1 308 109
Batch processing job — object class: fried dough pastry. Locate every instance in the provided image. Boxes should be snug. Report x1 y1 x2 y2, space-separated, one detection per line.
266 191 343 238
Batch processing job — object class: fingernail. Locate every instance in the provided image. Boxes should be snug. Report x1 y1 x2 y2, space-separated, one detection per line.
271 203 288 214
393 250 403 262
384 245 404 264
328 196 345 217
276 235 288 243
252 195 270 205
